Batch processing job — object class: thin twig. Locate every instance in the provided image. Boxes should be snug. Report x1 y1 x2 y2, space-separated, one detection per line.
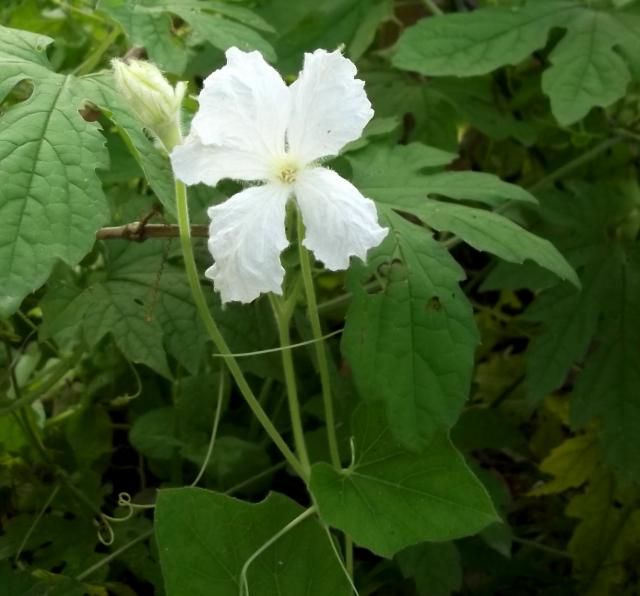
96 223 208 241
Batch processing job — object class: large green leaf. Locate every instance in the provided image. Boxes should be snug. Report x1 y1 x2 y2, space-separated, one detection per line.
349 143 535 210
310 405 498 558
342 211 478 446
393 0 640 124
154 488 350 596
41 240 207 377
0 26 109 316
519 185 640 480
394 1 573 77
418 200 580 287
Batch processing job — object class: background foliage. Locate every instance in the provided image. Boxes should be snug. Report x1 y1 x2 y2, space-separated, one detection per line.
1 0 640 594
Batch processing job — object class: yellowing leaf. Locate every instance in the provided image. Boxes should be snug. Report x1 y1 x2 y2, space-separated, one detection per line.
530 433 600 496
567 471 640 595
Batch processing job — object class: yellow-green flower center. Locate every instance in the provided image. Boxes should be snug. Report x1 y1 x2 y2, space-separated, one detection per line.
272 155 301 185
278 165 298 184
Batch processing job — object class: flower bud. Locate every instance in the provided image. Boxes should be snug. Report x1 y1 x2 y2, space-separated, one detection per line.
112 58 186 151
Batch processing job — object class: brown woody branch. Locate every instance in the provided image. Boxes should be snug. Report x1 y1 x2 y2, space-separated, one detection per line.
96 222 208 241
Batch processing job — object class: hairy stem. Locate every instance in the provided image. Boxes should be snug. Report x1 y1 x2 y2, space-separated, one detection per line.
174 179 306 480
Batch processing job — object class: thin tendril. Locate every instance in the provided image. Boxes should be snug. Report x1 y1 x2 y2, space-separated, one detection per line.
190 372 225 487
15 484 61 566
239 506 317 596
211 328 343 359
322 524 360 596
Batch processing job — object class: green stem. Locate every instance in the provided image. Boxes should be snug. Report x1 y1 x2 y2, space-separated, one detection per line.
270 296 311 480
297 216 341 469
53 0 110 25
615 127 640 143
511 536 571 560
73 27 120 76
0 346 83 416
173 179 306 480
527 135 625 194
422 0 444 15
345 534 354 579
15 484 61 566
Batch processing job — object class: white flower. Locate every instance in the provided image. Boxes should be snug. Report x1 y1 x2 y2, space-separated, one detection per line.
112 58 186 151
171 47 388 303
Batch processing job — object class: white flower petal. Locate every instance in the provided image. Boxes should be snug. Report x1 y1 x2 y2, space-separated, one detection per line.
191 47 290 165
206 183 291 303
171 131 271 186
287 49 374 164
294 167 387 270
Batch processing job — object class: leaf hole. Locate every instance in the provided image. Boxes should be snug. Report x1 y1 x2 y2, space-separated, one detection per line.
0 79 35 112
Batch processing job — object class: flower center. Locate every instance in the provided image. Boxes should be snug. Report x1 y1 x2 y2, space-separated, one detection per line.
272 155 301 185
278 165 298 184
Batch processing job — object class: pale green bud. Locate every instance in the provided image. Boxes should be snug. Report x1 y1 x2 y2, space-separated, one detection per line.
112 58 186 151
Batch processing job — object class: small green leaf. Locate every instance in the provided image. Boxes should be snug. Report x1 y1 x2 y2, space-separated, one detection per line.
98 0 189 73
154 488 351 596
130 407 182 460
541 10 634 124
310 405 498 557
99 0 277 70
66 405 112 469
0 25 109 316
168 2 276 62
530 433 600 496
418 200 580 287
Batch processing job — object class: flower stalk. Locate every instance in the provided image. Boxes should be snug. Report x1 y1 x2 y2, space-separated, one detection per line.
297 214 341 469
173 178 306 480
270 293 312 480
